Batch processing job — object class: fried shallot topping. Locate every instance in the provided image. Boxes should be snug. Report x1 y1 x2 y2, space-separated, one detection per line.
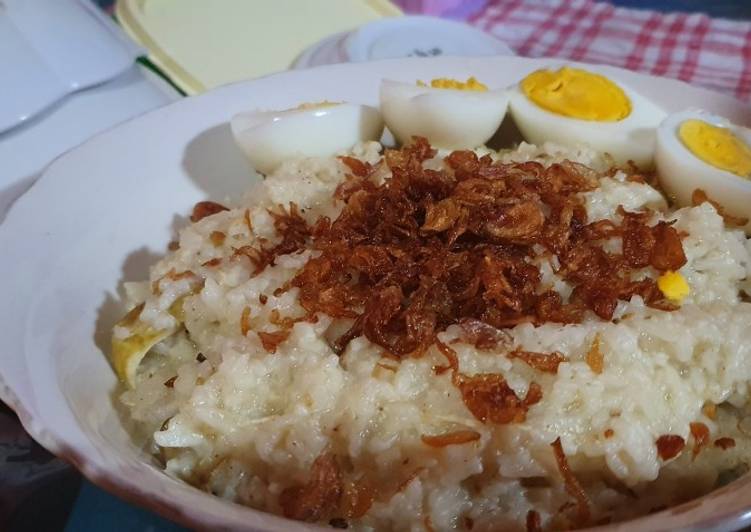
190 201 229 222
456 373 542 424
508 350 567 373
279 453 343 521
434 339 459 374
342 485 374 522
656 434 685 460
255 310 318 353
186 139 689 368
210 230 226 247
201 257 222 268
714 437 736 450
458 318 512 350
338 155 373 177
421 430 481 447
690 422 710 460
234 203 310 274
240 306 252 336
257 330 290 353
526 509 542 532
586 334 604 374
431 340 542 424
278 452 375 524
551 437 591 526
260 137 684 358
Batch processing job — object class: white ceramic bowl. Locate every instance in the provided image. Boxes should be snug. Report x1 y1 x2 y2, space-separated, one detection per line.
2 56 751 531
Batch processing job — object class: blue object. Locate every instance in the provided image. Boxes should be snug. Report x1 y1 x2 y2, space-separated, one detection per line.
611 0 751 18
65 481 187 532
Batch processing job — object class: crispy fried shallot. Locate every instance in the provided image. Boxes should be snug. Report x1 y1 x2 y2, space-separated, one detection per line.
279 453 343 521
201 257 222 268
656 435 685 460
242 138 686 359
421 430 481 447
526 510 542 532
714 437 736 450
257 330 290 353
456 373 542 424
551 437 591 526
508 350 567 373
690 422 710 460
210 230 226 247
190 201 229 222
240 306 252 336
234 203 310 275
586 334 604 374
339 477 375 519
458 318 511 350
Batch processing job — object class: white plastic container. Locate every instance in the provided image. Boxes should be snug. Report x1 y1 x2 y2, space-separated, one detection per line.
293 16 515 69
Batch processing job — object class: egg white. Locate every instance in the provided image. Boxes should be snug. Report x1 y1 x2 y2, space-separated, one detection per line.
231 103 384 175
656 109 751 233
379 79 509 150
509 75 666 169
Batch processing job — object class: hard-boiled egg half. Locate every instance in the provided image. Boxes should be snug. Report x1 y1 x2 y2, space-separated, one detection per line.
112 302 178 388
510 66 666 168
231 102 384 175
379 77 509 149
656 110 751 232
111 292 195 387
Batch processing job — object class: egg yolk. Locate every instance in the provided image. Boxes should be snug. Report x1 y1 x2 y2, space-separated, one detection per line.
678 119 751 178
417 77 488 91
520 67 631 121
657 271 690 302
295 101 339 110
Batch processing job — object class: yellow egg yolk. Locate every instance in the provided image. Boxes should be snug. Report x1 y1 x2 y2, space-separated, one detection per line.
416 77 488 91
295 101 339 110
678 119 751 178
657 271 690 302
520 67 631 121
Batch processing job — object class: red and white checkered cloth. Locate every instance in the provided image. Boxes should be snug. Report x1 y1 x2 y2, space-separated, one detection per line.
467 0 751 101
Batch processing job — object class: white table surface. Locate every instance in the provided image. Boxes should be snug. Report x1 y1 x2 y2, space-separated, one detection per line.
0 65 179 221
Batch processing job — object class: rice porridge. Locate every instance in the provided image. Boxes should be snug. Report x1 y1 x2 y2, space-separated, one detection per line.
113 139 751 531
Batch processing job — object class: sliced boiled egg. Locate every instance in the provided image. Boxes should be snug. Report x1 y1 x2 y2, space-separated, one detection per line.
111 303 178 387
656 110 751 232
509 66 666 168
111 293 193 387
379 77 509 149
231 102 384 175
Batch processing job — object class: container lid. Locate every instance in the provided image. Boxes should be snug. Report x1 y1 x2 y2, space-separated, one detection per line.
0 0 142 134
347 16 514 62
115 0 402 95
292 16 514 70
